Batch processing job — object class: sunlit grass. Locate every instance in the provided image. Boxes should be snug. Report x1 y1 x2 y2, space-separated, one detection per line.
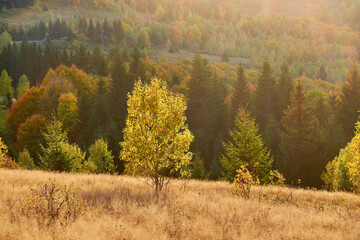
1 168 360 239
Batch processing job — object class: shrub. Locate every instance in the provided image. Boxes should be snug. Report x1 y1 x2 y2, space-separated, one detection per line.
0 137 20 169
269 170 286 186
22 178 86 229
231 165 258 199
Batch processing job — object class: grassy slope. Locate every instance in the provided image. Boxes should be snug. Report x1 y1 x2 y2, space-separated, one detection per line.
1 168 360 240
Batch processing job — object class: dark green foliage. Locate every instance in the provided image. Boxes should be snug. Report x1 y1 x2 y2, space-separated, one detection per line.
231 63 250 119
280 81 322 187
254 61 280 129
339 62 360 140
129 46 146 82
278 63 294 115
91 45 107 76
108 48 129 125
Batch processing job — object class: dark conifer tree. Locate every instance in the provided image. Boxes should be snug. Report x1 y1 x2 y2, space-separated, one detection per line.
73 43 90 72
231 63 250 119
108 47 129 126
339 62 360 140
254 61 279 129
87 18 96 41
280 81 322 187
91 45 107 76
187 54 213 167
113 20 124 43
129 46 146 82
278 63 293 115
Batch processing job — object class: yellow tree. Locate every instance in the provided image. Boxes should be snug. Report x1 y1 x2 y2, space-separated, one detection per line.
120 77 193 191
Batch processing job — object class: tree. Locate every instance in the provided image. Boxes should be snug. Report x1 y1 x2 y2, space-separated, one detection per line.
120 78 194 191
0 69 14 101
18 148 35 169
318 65 327 81
254 61 279 129
91 45 107 76
6 87 41 138
129 46 146 82
187 54 212 167
339 63 360 140
278 63 294 114
322 123 360 193
280 81 322 187
0 31 12 49
137 28 151 50
220 107 273 183
231 63 250 119
39 117 84 172
57 93 79 137
113 20 124 43
16 74 30 99
87 138 115 174
108 48 129 125
16 114 47 161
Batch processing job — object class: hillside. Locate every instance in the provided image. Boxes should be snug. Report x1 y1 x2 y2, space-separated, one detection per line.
0 0 342 26
1 169 360 240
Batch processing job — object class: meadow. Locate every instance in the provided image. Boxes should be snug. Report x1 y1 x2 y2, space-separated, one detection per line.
1 168 360 240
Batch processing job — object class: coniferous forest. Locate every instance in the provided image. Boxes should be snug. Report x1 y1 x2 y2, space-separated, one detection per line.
1 0 360 192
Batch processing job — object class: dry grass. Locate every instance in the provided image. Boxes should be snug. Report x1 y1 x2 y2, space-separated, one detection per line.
0 168 360 240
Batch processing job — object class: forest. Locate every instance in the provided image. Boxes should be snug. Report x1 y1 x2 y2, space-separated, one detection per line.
1 0 360 193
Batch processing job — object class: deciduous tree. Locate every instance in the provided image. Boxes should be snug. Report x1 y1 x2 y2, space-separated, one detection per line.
121 78 193 191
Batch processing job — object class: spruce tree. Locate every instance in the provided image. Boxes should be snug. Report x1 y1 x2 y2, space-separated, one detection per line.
91 45 107 76
108 47 129 126
278 63 293 115
87 18 96 41
187 54 212 167
254 61 279 129
129 46 146 82
231 63 250 120
280 81 322 187
220 107 273 183
339 62 360 140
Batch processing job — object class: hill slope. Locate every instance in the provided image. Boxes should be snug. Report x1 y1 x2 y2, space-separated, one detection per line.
1 169 360 240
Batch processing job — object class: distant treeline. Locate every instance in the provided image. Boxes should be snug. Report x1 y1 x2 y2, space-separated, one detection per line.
0 0 34 10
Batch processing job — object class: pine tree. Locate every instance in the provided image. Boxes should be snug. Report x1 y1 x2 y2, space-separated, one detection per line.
187 54 212 167
254 61 279 129
208 76 229 169
280 81 322 187
89 77 109 139
339 62 360 140
231 63 250 119
87 18 96 41
108 47 129 126
91 45 107 76
39 117 84 172
278 63 294 115
113 20 124 43
129 46 146 82
220 107 273 183
73 43 90 72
